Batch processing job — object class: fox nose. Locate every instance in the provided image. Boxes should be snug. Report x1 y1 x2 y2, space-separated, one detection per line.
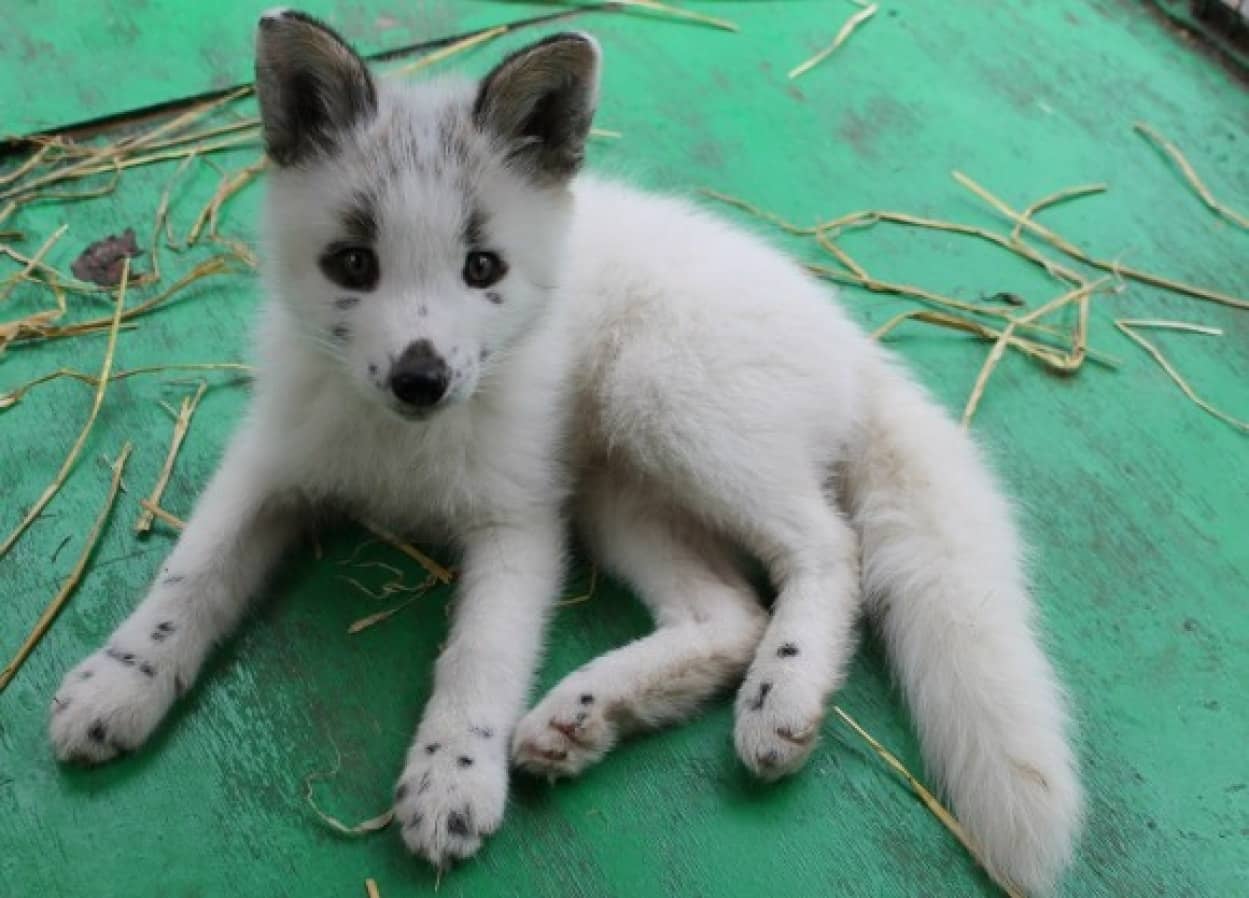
389 341 450 408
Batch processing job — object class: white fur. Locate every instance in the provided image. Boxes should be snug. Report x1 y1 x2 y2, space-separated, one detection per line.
49 41 1080 894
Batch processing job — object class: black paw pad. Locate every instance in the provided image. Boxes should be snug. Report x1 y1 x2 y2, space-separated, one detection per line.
777 643 799 658
579 693 594 705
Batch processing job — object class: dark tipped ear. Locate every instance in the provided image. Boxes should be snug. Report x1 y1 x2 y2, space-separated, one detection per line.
254 9 377 166
473 33 600 184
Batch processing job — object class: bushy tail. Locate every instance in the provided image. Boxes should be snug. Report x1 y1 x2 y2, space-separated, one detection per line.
842 356 1082 896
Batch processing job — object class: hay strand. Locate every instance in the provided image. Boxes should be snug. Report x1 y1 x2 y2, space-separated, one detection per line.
0 223 68 302
1134 122 1249 232
0 259 129 561
961 322 1018 428
9 255 232 345
831 704 1025 898
360 519 454 584
1010 183 1107 244
365 880 381 898
952 171 1249 311
185 156 267 246
1116 319 1249 435
303 747 395 836
387 25 510 79
615 0 739 32
0 361 250 410
135 383 208 533
0 443 132 693
138 499 187 531
788 2 878 80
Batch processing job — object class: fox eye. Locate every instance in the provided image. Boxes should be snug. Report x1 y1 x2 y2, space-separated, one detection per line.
463 251 506 289
320 245 379 290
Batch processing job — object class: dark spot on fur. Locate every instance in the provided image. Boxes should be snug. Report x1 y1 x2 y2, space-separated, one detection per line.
151 620 176 641
138 662 156 677
174 675 187 696
418 305 428 317
446 810 471 837
339 194 378 244
757 749 780 767
418 772 432 794
88 722 107 743
105 647 135 666
395 783 409 802
464 207 486 247
470 725 494 739
574 711 588 724
52 696 69 713
334 296 360 310
750 682 772 711
485 291 503 305
579 693 594 705
331 323 350 342
457 755 474 768
425 742 440 755
368 363 378 376
479 348 491 362
162 574 185 585
777 643 799 658
78 670 93 680
404 812 424 830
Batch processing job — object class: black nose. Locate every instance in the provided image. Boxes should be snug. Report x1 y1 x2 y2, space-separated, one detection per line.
389 341 450 408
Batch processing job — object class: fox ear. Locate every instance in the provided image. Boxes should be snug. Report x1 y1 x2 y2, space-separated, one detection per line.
254 9 377 166
473 33 600 184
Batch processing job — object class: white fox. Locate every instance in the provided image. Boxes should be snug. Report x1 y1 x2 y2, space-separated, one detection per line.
49 11 1081 893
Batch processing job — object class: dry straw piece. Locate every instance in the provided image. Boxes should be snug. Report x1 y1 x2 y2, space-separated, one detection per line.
9 255 234 345
360 519 455 584
0 361 251 411
139 499 188 531
1116 319 1249 435
613 0 738 32
136 383 209 533
952 171 1249 311
365 879 381 898
0 223 67 302
185 156 267 247
303 747 395 836
832 704 1026 898
1134 122 1249 233
789 1 878 80
0 443 133 692
386 25 510 79
0 259 129 561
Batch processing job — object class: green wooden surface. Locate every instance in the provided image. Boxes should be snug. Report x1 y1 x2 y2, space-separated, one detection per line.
2 2 1247 896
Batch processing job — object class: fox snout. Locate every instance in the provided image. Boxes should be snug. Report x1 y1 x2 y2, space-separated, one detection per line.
389 340 451 410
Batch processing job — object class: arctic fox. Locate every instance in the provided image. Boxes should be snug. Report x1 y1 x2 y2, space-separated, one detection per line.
49 11 1081 893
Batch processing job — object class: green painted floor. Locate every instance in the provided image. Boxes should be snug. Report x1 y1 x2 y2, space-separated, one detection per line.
2 2 1247 896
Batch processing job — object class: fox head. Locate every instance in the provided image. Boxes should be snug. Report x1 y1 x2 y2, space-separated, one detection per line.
254 10 600 419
